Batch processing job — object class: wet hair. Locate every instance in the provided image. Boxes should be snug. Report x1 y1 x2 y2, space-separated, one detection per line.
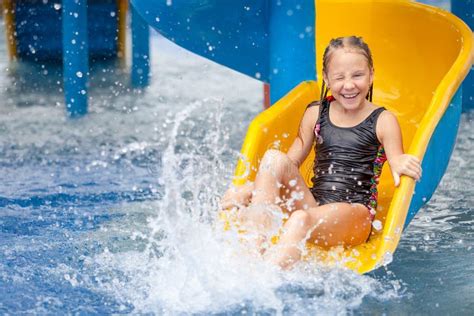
320 36 374 102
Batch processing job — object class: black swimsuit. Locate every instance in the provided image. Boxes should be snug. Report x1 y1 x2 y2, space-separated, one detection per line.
309 96 387 218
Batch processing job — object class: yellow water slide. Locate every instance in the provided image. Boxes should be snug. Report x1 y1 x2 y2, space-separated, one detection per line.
231 0 473 273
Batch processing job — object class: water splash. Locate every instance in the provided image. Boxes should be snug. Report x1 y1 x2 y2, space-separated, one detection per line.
82 101 403 314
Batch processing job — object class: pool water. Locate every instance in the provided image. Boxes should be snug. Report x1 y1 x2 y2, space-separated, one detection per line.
1 1 473 314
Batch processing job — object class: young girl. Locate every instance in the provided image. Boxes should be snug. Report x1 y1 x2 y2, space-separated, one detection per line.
221 36 422 269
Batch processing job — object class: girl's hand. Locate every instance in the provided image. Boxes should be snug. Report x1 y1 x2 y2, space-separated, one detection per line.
390 154 422 186
220 182 254 210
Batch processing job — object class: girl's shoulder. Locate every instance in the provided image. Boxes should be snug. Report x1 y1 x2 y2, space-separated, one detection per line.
306 100 322 109
365 102 389 119
301 101 322 129
375 108 401 142
305 101 322 119
376 107 395 121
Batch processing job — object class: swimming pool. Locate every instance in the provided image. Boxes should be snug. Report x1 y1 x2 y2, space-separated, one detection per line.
1 7 473 315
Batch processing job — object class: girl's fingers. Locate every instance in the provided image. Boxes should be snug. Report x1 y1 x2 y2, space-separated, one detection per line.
221 200 242 211
405 166 421 180
408 160 422 173
406 154 420 163
398 164 419 180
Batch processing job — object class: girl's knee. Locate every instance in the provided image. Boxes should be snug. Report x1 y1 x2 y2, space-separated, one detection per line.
287 210 312 230
261 149 290 172
262 149 287 164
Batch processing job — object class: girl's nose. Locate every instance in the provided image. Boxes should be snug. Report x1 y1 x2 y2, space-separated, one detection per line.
343 80 355 89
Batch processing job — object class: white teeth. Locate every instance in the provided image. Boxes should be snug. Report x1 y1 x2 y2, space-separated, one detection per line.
342 93 358 99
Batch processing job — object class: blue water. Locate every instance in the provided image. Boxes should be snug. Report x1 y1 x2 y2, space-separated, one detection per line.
418 0 450 10
1 1 473 314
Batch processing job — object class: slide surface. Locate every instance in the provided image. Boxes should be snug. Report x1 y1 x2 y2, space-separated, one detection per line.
132 0 473 273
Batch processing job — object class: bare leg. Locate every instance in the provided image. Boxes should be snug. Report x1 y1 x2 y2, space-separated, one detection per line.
239 150 319 252
266 203 372 270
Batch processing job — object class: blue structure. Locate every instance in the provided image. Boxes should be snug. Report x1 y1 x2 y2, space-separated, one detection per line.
13 0 120 62
6 0 126 116
62 0 89 116
131 5 150 88
451 0 474 111
405 89 463 226
130 0 315 104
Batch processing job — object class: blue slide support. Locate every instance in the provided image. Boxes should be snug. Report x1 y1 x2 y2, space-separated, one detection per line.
268 1 315 103
62 0 89 116
130 0 316 104
131 4 150 88
405 89 463 227
451 0 474 111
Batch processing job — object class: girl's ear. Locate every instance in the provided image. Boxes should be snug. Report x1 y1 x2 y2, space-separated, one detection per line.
323 73 329 89
369 68 375 85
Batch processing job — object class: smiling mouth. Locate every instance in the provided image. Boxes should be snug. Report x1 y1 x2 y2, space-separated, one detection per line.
341 93 359 99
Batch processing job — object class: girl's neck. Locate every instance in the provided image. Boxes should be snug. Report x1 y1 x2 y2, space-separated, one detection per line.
331 98 370 116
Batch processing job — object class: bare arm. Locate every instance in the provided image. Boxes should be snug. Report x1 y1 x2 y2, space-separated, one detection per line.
377 111 422 186
286 104 319 167
220 104 319 209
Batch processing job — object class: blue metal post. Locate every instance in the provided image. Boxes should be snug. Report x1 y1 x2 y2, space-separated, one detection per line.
62 0 88 116
131 4 150 88
452 0 474 111
268 0 316 104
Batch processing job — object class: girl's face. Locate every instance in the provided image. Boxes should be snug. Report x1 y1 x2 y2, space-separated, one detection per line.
323 48 373 110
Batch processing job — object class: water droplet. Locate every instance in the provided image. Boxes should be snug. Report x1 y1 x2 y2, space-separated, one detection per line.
289 179 297 187
54 3 61 10
110 11 116 17
255 72 261 79
76 71 83 78
372 220 382 231
290 190 303 200
382 251 393 265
